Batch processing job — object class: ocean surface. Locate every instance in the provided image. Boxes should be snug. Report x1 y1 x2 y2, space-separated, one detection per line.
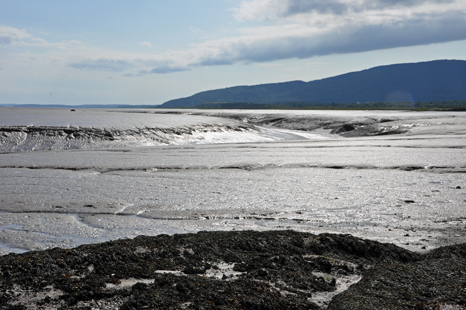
1 107 465 255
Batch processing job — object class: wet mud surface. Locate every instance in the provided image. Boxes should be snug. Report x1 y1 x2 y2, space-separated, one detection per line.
1 109 466 309
0 230 464 310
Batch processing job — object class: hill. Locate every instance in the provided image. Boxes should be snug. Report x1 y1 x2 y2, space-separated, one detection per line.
160 60 466 108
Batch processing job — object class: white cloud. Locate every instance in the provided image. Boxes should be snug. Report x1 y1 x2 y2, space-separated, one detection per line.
0 26 32 45
232 0 287 21
189 26 204 34
141 42 152 48
69 59 133 72
233 0 457 21
0 25 79 48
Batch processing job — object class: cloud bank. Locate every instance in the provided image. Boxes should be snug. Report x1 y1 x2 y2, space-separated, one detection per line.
135 0 466 74
233 0 456 20
133 0 465 74
4 0 465 76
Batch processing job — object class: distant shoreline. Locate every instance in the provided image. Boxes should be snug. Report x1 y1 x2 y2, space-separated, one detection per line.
2 100 466 111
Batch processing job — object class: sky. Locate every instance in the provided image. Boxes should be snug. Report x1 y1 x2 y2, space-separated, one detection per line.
1 0 466 105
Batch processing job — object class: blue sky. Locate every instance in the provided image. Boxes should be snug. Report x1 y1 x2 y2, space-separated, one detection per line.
1 0 466 105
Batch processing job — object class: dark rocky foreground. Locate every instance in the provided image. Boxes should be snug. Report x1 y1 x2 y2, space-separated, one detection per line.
0 230 465 310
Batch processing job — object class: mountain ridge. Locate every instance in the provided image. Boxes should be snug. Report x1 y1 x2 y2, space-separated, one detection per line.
161 60 466 107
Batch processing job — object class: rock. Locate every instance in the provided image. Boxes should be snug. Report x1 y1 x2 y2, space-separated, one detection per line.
328 245 466 310
182 266 206 275
0 230 464 310
257 268 268 277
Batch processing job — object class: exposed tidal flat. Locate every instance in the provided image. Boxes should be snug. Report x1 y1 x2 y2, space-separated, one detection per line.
0 107 465 309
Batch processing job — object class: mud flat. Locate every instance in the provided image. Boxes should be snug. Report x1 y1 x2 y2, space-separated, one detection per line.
0 108 465 308
1 109 465 255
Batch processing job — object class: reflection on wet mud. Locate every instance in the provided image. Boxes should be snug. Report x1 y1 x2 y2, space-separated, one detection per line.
0 108 465 255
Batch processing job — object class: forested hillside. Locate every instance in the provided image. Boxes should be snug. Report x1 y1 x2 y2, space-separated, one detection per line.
161 60 466 108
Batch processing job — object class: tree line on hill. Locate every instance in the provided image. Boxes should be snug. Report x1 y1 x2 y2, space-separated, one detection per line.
190 100 466 111
160 60 466 108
